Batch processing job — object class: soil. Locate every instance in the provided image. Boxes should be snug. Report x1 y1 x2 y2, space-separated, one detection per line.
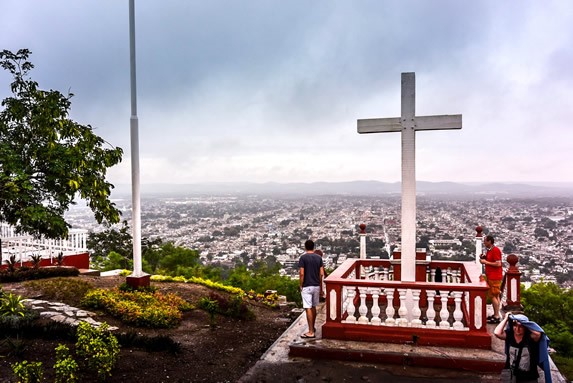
0 276 297 383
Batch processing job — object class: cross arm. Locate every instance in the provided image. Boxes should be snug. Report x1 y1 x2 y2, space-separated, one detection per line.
415 115 462 131
357 117 401 134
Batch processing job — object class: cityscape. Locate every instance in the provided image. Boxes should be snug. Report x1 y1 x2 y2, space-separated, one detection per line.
66 186 573 288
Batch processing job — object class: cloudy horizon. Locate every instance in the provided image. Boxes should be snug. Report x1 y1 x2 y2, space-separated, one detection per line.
2 1 572 185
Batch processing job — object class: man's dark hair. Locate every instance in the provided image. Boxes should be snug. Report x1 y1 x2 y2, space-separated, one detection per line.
486 234 495 243
304 240 315 251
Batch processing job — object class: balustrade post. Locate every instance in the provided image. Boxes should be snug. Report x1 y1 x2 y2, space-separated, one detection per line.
384 288 396 325
452 291 464 330
425 290 437 328
370 288 382 326
374 266 380 280
475 226 484 271
430 268 436 282
359 223 367 259
342 286 350 314
503 254 523 311
439 291 450 329
397 289 408 327
345 287 357 323
358 287 369 324
411 289 422 327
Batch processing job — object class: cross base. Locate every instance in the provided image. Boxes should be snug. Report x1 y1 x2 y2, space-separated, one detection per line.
126 273 151 289
391 250 429 281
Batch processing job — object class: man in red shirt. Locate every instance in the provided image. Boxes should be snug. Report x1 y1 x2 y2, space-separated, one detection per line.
480 234 503 323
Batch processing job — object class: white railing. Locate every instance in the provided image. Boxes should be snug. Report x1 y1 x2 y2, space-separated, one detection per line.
1 223 88 264
337 284 471 330
323 258 491 349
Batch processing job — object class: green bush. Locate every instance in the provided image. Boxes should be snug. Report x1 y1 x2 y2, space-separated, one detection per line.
0 266 80 282
81 288 191 328
198 296 219 328
11 361 44 383
200 292 254 321
0 292 26 317
54 344 79 383
75 322 120 381
521 281 573 357
226 266 301 306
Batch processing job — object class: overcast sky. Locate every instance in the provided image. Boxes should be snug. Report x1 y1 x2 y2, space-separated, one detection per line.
2 1 572 185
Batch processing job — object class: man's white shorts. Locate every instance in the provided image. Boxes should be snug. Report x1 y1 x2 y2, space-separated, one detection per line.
301 286 320 309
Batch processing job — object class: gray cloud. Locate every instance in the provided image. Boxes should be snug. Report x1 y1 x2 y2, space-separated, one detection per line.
1 0 572 184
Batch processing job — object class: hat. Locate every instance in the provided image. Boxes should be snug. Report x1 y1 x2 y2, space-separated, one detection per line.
509 314 529 323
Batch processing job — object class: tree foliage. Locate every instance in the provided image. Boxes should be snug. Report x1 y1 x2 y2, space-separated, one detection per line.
521 281 573 357
0 49 123 239
87 221 133 260
154 242 201 274
88 221 163 271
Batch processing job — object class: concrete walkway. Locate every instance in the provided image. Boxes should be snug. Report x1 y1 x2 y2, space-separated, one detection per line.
239 304 567 383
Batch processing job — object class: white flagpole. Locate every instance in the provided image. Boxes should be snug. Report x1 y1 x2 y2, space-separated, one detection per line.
129 0 142 277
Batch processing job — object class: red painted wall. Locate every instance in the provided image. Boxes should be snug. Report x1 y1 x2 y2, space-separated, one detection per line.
0 252 90 270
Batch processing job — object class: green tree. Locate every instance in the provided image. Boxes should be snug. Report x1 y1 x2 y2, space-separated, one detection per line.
87 221 133 260
0 49 122 239
156 242 201 274
521 281 573 357
99 251 132 271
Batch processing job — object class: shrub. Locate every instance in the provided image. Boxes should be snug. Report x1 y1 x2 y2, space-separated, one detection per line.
82 288 191 328
54 344 79 383
119 269 131 277
151 274 245 295
0 292 26 318
30 254 42 269
11 361 44 383
2 334 29 357
5 254 19 272
200 292 255 321
0 266 80 283
75 322 120 381
198 296 219 328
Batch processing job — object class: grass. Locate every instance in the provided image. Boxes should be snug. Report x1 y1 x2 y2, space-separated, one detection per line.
24 278 95 306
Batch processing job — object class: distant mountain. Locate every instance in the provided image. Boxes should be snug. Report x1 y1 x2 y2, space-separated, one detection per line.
109 181 573 198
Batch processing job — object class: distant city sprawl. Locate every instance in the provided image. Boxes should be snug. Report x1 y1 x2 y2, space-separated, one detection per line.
65 194 573 287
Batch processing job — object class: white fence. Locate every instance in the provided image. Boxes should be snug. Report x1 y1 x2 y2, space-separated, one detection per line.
1 223 88 265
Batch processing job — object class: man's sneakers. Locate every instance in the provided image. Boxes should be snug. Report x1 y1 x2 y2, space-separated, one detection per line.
487 315 501 324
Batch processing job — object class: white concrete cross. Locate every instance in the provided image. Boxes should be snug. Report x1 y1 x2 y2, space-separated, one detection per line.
357 72 462 281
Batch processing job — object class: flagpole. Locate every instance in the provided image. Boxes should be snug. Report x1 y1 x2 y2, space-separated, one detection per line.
128 0 143 280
